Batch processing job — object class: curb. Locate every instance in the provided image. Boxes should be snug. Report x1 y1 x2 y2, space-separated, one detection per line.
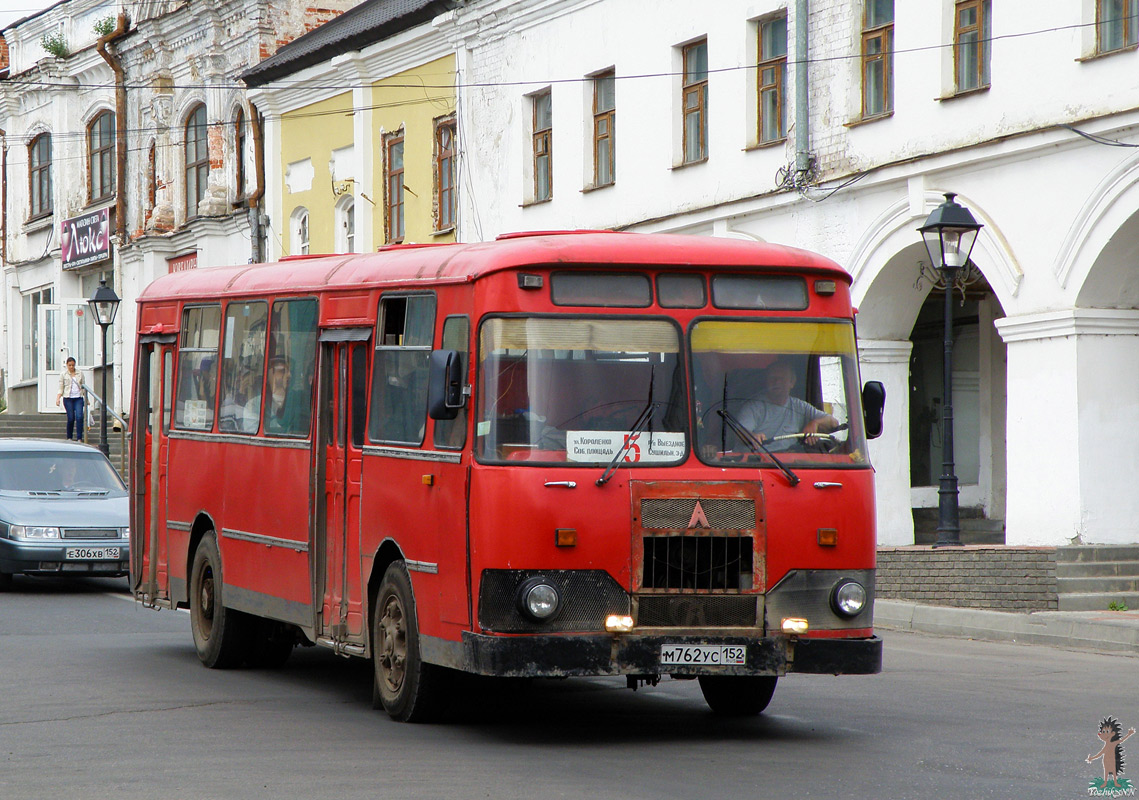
874 600 1139 656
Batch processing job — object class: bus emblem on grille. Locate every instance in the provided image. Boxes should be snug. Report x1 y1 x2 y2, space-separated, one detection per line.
687 501 710 529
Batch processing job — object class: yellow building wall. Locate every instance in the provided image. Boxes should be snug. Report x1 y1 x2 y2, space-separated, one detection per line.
371 54 457 246
278 92 355 255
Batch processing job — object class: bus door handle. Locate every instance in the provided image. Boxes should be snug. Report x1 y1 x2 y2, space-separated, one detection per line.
544 481 577 489
813 482 843 489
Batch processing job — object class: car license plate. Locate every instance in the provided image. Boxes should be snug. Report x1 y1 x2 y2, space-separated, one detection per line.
65 547 121 560
660 644 747 666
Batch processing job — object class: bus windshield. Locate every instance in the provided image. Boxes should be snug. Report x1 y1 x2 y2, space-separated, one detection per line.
692 319 869 467
477 317 687 464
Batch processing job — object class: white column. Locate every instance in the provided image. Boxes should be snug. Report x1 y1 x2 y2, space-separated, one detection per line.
859 339 914 545
997 310 1139 545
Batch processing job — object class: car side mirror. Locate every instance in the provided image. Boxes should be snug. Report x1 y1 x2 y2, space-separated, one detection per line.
428 349 466 420
862 380 885 440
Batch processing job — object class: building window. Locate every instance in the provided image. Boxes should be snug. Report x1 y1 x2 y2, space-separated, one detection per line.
758 16 788 144
29 133 52 218
592 70 615 186
185 104 209 218
292 207 309 255
682 40 709 163
532 90 552 202
861 0 894 119
434 118 456 230
385 132 405 243
1098 0 1138 53
234 109 246 200
954 0 991 92
88 111 115 203
337 195 355 253
147 141 157 214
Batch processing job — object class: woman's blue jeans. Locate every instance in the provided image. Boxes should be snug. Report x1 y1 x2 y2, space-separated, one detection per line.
63 397 85 441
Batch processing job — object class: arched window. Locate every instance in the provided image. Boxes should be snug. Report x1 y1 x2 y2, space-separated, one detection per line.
336 195 355 253
234 108 246 200
147 141 157 212
185 104 209 217
88 110 115 202
29 133 52 218
292 207 310 255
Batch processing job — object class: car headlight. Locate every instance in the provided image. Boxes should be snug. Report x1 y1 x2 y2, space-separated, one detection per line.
516 577 560 622
121 527 130 539
831 580 868 618
11 525 62 540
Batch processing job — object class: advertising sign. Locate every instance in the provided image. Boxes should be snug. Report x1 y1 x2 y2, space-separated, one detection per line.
61 208 111 270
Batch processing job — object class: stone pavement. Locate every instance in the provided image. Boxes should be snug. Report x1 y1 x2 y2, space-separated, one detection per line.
875 599 1139 656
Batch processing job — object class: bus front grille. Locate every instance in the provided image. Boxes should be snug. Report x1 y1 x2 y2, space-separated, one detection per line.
639 498 756 530
636 594 758 627
641 534 755 591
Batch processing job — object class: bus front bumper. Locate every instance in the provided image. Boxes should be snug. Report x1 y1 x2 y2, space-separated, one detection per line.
458 631 882 678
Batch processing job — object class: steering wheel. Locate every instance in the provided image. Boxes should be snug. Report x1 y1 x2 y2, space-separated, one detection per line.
771 431 841 452
66 481 104 491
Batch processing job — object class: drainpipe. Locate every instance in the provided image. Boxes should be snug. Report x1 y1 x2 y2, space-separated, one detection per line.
96 12 129 243
246 103 266 264
794 0 811 178
1 128 7 267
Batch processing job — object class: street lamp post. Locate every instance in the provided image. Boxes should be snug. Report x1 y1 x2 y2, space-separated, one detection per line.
88 279 121 457
917 193 983 548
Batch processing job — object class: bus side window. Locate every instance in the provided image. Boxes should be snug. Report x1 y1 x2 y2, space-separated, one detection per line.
173 305 221 431
265 298 318 438
368 294 436 446
433 315 469 450
218 301 267 435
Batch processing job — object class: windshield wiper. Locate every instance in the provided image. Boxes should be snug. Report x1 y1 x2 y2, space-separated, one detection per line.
597 365 656 487
718 408 800 487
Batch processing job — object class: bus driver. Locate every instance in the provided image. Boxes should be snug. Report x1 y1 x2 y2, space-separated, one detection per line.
737 359 838 452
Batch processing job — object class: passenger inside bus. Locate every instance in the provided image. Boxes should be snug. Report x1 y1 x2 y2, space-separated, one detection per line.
219 366 261 434
265 357 305 435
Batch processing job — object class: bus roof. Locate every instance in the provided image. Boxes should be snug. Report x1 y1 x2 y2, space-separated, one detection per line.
137 231 850 304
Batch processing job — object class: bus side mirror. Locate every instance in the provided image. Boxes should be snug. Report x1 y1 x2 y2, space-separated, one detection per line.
428 349 466 420
862 381 885 440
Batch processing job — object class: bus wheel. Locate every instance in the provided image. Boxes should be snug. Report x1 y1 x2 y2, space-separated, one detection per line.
698 675 777 716
189 531 249 669
372 562 446 722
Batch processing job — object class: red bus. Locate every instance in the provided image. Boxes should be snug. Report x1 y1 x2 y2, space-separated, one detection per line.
130 231 885 721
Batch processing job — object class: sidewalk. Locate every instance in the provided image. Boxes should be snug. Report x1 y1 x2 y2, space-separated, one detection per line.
875 599 1139 656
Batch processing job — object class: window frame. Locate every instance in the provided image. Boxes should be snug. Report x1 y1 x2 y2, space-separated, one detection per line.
293 207 310 256
954 0 991 93
184 104 209 219
368 293 437 447
592 70 616 187
682 39 709 164
1097 0 1139 54
384 131 405 243
88 111 116 204
861 2 895 120
28 133 52 219
434 117 457 231
757 16 788 144
531 90 553 203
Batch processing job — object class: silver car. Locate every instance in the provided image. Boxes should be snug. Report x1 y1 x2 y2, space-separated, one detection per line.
0 439 129 590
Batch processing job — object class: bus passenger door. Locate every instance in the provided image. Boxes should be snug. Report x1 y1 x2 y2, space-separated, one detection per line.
131 338 175 604
316 338 368 644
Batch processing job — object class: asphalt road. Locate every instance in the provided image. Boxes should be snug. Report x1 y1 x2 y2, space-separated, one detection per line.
1 576 1135 800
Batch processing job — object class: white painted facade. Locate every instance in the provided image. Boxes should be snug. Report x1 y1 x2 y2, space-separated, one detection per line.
441 0 1139 546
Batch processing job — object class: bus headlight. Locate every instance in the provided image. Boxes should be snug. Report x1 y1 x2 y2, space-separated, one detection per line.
831 580 867 618
517 578 560 622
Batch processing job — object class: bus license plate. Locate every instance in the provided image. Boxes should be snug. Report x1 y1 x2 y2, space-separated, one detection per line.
660 644 746 666
65 547 120 560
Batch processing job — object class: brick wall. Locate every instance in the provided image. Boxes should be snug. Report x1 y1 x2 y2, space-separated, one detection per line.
876 546 1058 611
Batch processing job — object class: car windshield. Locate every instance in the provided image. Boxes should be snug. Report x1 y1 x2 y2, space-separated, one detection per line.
477 317 687 464
692 319 870 467
0 451 126 493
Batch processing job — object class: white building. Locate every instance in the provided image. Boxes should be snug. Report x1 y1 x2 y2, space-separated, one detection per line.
441 0 1139 546
0 0 358 420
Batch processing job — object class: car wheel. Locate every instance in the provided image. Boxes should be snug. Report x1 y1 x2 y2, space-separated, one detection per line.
372 561 448 722
189 531 250 669
698 675 777 716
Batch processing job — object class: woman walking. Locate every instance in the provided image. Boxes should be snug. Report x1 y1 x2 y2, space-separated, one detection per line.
55 357 86 442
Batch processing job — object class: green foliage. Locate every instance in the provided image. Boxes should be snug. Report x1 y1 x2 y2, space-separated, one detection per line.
40 31 69 59
1107 600 1129 611
93 17 115 38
